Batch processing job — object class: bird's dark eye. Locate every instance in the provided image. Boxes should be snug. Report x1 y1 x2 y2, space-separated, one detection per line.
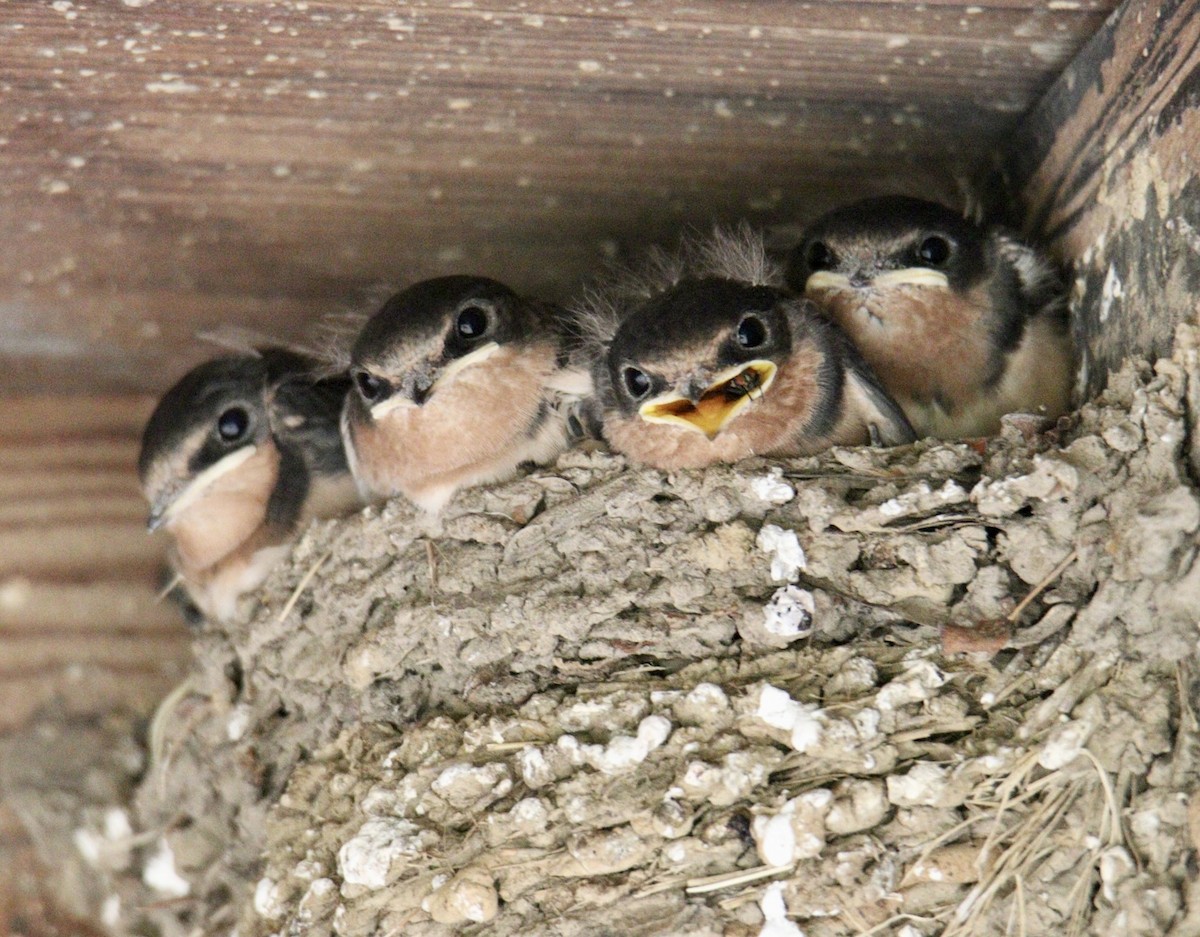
736 314 768 349
806 240 836 271
917 235 952 266
216 406 249 442
456 305 489 339
355 370 387 402
623 366 652 399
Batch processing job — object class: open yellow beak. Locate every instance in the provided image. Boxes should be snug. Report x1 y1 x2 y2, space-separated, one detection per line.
638 360 777 439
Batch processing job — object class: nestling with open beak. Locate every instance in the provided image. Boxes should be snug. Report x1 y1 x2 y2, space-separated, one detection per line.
138 349 361 622
579 226 915 470
340 275 590 513
786 195 1072 439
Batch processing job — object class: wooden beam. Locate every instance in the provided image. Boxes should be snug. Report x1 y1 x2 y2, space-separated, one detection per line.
0 0 1117 395
988 0 1200 397
0 396 189 732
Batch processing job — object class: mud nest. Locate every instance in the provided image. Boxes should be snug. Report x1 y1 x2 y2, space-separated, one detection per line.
9 328 1200 937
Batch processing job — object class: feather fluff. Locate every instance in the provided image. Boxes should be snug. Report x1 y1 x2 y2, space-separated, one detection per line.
571 223 782 353
305 282 397 377
194 325 274 358
990 232 1067 319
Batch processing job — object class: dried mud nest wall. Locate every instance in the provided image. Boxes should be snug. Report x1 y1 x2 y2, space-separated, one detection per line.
50 328 1200 936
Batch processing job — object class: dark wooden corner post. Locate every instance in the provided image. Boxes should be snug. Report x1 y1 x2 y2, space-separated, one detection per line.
985 0 1200 401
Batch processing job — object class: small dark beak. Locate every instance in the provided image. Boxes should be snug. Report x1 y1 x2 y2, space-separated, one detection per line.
849 271 873 289
147 501 169 533
145 480 184 532
401 372 434 407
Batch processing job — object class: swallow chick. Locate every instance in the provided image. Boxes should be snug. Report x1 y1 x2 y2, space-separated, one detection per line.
579 226 915 471
138 349 361 622
786 195 1072 438
341 275 590 513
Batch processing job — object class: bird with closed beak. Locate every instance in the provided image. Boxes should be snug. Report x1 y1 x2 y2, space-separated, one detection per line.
138 349 360 621
580 226 915 470
786 195 1072 439
340 275 590 513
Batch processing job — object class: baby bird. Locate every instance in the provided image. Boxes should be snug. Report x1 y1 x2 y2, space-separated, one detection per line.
786 195 1072 438
341 275 589 513
581 226 915 470
139 349 360 621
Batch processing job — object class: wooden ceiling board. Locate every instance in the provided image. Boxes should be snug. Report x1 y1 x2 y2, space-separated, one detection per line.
0 0 1117 394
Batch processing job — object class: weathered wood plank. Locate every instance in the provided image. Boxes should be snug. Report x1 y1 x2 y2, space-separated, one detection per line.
0 0 1116 395
0 634 186 673
0 582 180 633
0 396 188 732
989 0 1200 397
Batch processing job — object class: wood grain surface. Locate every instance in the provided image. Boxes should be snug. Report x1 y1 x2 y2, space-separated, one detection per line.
0 396 188 732
0 0 1116 395
989 0 1200 397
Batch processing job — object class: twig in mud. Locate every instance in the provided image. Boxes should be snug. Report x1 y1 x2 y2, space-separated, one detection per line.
426 540 439 591
147 677 204 798
1065 850 1101 937
685 863 794 895
1080 748 1123 848
1013 873 1028 937
1006 549 1079 623
853 913 944 936
277 549 331 623
949 777 1087 936
155 572 183 603
633 876 688 899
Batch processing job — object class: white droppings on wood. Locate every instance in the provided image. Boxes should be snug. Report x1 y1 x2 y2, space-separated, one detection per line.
226 705 251 741
756 524 806 581
762 585 815 639
754 684 823 752
1098 845 1135 901
758 882 806 936
253 877 284 919
1099 263 1124 323
575 715 672 776
748 469 796 504
101 895 121 927
336 818 436 890
142 839 190 898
